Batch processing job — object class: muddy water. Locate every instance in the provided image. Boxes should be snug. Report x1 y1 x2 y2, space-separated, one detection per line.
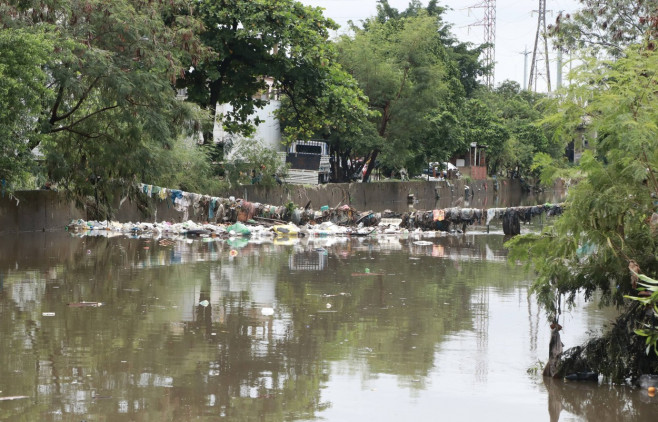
0 230 655 421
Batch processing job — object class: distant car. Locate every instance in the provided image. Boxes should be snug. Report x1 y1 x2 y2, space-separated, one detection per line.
422 162 460 178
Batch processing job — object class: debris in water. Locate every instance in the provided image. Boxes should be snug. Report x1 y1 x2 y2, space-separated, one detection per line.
199 300 209 307
565 372 598 382
261 307 274 316
42 312 56 317
413 241 433 246
0 396 29 401
68 302 103 307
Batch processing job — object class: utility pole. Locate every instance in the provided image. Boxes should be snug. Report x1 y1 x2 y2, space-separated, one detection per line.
468 0 496 88
556 10 563 90
528 0 552 92
520 46 531 90
556 48 562 89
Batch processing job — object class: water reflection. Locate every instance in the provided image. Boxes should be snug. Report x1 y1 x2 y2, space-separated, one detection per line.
0 231 654 421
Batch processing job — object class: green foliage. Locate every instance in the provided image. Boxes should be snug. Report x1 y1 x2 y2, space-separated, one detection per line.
180 0 340 144
223 138 288 187
1 0 209 217
473 80 564 180
145 138 225 195
625 271 658 355
337 11 473 179
507 44 658 334
277 63 374 142
0 27 53 188
461 98 509 174
550 1 657 58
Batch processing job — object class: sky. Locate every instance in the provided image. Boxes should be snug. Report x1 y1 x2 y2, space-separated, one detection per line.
300 0 583 93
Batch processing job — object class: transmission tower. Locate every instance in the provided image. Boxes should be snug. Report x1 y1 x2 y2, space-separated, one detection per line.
528 0 551 92
468 0 496 88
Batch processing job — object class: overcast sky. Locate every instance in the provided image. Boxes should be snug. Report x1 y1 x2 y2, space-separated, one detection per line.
301 0 583 92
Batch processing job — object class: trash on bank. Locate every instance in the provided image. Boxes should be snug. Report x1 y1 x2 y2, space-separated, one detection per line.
227 222 251 236
273 224 300 237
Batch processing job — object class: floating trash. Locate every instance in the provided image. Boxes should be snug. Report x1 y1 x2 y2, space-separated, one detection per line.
42 312 56 317
199 300 210 307
68 302 103 308
261 307 274 316
0 396 29 401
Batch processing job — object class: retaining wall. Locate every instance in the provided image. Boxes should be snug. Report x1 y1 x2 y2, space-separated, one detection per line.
0 179 565 234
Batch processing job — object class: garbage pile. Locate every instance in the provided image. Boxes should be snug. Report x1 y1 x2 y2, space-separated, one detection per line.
66 218 404 239
399 204 564 235
66 183 563 239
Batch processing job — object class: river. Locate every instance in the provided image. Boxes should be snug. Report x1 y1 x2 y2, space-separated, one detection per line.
0 226 655 421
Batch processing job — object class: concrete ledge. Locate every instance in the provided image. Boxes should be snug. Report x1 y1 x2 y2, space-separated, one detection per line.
0 191 84 234
0 179 564 234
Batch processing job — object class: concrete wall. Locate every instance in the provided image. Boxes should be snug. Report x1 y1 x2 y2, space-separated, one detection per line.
228 179 561 213
0 179 566 233
0 191 84 234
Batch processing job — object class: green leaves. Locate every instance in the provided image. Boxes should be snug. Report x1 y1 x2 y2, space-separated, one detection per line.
551 1 656 58
183 0 340 144
336 12 475 177
0 27 54 187
1 0 209 215
507 43 658 368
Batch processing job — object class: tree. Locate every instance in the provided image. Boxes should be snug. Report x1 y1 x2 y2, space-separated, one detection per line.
179 0 341 147
0 27 53 188
550 0 658 57
506 44 658 381
276 63 379 183
473 80 561 180
1 0 208 215
375 0 488 97
460 98 508 175
337 12 469 180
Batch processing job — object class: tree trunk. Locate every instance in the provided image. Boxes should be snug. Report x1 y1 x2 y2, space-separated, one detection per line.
204 81 221 146
543 326 563 377
362 150 379 182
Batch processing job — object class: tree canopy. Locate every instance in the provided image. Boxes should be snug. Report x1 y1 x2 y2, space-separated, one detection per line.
507 43 658 379
179 0 343 145
550 0 658 57
0 27 53 187
472 81 562 181
335 6 484 180
1 0 210 215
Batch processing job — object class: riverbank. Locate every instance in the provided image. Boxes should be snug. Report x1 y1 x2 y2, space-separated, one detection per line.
0 179 566 234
